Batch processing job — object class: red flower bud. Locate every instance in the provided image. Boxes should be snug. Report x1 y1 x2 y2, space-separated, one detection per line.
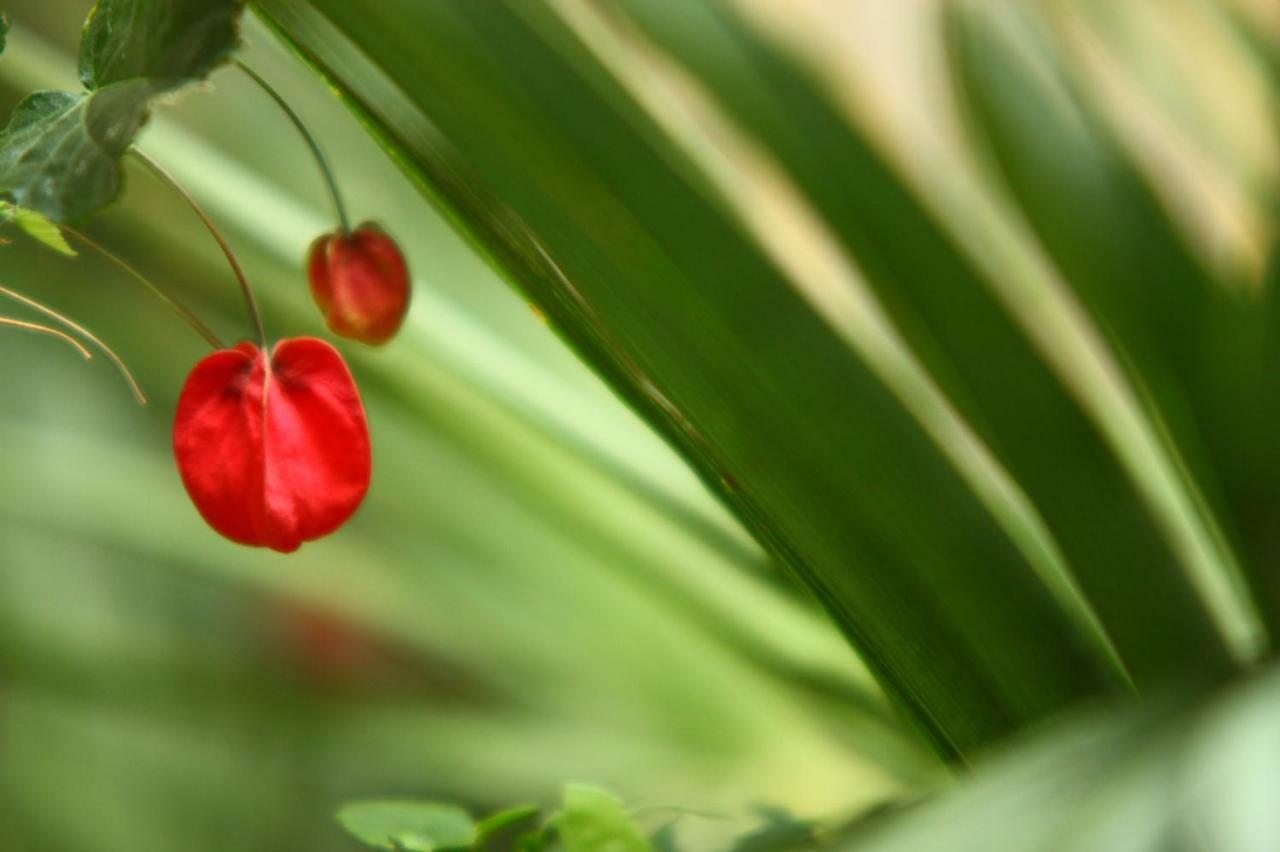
173 337 372 553
307 223 410 345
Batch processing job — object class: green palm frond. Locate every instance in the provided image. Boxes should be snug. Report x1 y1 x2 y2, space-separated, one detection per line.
251 0 1278 756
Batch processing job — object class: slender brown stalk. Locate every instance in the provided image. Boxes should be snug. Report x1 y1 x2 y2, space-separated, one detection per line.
61 225 224 350
0 316 93 360
130 148 267 349
0 286 147 404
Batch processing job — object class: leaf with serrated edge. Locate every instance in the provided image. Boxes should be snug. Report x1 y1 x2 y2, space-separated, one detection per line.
79 0 243 89
0 0 244 222
0 84 152 222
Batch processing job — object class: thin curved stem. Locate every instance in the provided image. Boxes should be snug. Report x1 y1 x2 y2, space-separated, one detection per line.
130 147 267 349
61 226 224 350
0 316 92 360
236 59 352 234
0 286 147 404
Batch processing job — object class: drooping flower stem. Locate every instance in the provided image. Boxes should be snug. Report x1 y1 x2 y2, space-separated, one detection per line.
130 148 267 350
61 226 225 351
236 60 352 235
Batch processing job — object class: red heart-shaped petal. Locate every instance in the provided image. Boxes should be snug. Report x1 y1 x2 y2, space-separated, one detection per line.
173 337 371 553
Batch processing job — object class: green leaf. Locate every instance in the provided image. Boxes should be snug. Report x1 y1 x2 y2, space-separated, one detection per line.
0 200 75 255
251 0 1136 764
336 801 477 852
475 804 540 843
0 0 244 222
0 89 126 221
78 0 242 88
0 80 170 221
553 785 650 852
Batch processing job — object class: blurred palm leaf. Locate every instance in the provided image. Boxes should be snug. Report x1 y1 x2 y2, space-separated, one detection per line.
251 0 1276 760
253 0 1103 762
839 663 1280 852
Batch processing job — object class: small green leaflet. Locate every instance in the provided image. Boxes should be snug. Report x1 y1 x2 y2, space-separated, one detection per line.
553 785 651 852
475 804 540 842
0 0 244 223
0 201 76 255
336 801 477 852
336 788 654 852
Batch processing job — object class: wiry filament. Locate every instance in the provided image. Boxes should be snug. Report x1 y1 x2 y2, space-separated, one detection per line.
131 148 266 350
0 315 93 360
60 226 224 350
0 286 147 405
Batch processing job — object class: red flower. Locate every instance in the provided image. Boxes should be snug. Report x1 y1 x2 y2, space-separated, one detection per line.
173 337 371 553
308 223 410 345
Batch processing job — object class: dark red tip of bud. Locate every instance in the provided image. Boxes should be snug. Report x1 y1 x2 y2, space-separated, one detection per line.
307 223 410 346
173 337 372 553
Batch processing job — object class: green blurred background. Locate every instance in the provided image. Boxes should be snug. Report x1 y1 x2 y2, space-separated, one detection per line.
0 0 1275 849
0 3 927 850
